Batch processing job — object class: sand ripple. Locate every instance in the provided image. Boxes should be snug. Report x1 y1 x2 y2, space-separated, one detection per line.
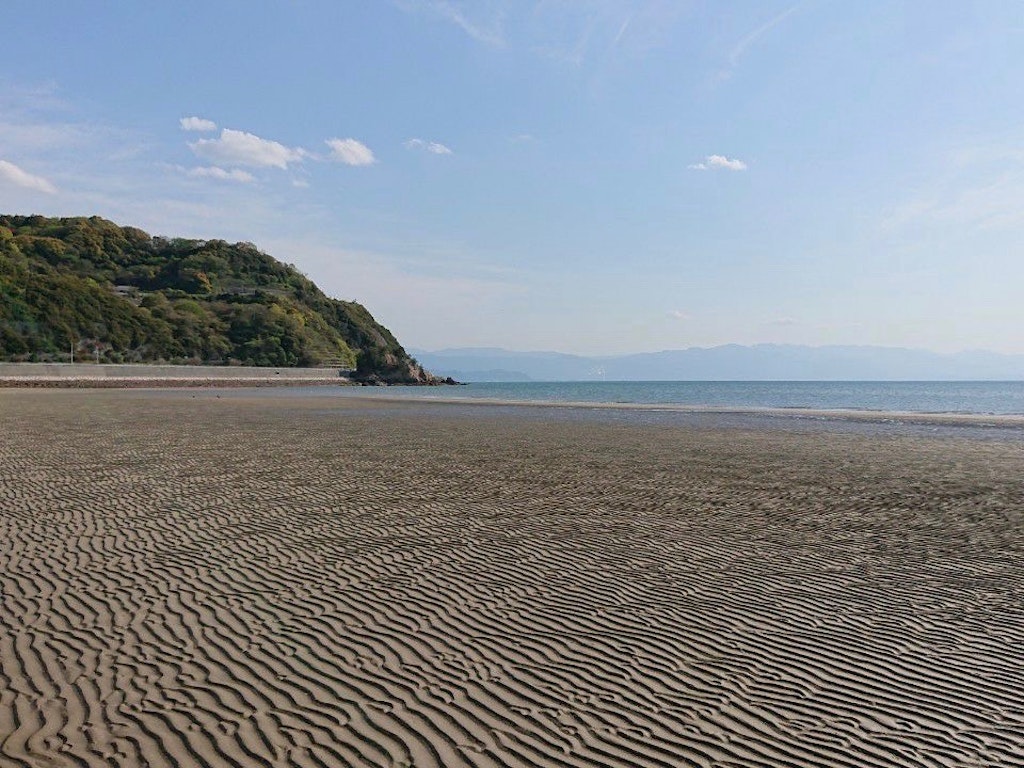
1 391 1023 767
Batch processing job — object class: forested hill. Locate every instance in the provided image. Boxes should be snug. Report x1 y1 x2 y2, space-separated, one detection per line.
0 215 441 383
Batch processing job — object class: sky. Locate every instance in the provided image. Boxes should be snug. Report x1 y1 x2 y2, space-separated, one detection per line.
2 1 1024 355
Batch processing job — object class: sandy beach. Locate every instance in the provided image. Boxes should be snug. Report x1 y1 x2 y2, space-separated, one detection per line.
1 389 1022 767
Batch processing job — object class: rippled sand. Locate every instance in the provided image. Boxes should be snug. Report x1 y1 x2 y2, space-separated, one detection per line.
1 390 1022 767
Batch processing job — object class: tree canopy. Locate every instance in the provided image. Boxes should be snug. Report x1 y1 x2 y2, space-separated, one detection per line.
0 215 434 382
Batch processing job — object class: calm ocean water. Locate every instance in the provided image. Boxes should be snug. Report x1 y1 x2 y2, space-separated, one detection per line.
334 381 1024 415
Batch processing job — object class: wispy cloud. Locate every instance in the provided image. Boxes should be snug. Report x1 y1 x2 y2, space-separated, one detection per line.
397 1 683 68
262 236 522 348
438 1 505 46
404 138 453 155
611 13 633 49
532 7 598 67
180 116 217 132
718 4 801 81
688 154 748 171
397 1 505 46
667 309 691 320
190 128 306 169
325 138 376 166
0 159 57 193
530 2 687 67
880 141 1024 235
187 165 255 183
0 87 116 153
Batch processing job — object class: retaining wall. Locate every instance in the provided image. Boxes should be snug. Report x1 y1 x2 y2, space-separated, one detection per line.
0 363 350 380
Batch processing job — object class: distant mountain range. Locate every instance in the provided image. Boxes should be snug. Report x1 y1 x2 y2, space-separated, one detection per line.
411 345 1024 382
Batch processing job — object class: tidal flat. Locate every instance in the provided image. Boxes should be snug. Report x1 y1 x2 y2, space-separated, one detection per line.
1 389 1022 767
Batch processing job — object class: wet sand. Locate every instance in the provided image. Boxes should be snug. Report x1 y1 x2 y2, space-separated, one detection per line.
1 389 1022 767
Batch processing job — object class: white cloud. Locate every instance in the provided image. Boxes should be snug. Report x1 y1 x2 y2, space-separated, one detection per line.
688 154 748 171
190 128 306 169
187 166 255 183
667 309 690 320
0 159 57 193
404 138 453 155
325 138 376 166
179 116 217 132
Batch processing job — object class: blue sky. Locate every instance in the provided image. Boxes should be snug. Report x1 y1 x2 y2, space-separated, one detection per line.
2 1 1023 354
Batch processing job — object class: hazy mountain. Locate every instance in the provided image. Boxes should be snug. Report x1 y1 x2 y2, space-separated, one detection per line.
412 345 1024 382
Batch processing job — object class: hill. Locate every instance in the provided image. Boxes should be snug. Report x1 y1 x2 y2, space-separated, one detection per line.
0 215 439 383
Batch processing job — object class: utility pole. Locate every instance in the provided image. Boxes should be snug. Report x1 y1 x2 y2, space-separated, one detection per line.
70 342 74 364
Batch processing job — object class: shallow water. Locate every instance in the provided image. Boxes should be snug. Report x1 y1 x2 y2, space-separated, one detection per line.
195 384 1024 443
306 380 1024 415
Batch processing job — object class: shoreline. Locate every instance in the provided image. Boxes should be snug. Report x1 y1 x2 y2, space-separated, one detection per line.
6 382 1024 430
324 390 1024 427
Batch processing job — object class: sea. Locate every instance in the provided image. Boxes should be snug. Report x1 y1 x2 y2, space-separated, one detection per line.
329 380 1024 416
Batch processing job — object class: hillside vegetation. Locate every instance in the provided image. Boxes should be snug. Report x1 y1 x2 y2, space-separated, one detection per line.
0 215 438 383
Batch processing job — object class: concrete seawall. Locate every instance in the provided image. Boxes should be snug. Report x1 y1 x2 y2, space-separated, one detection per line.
0 363 350 381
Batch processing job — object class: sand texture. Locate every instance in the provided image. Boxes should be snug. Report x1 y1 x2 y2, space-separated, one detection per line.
1 390 1023 767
